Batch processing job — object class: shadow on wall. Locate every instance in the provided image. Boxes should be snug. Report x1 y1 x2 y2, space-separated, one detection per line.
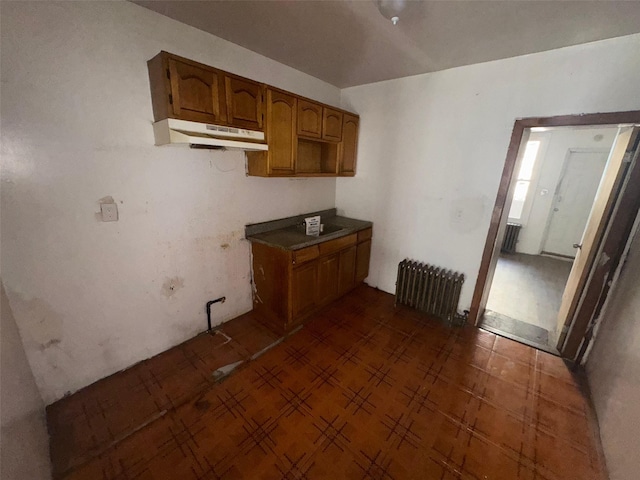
586 229 640 480
0 281 52 479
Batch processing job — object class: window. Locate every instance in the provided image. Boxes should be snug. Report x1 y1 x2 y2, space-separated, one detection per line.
508 140 540 221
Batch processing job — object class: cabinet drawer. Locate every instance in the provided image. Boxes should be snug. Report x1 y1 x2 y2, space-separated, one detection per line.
357 228 372 243
319 233 357 256
293 245 319 265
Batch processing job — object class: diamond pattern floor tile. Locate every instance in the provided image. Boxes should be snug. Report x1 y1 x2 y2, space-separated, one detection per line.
48 285 607 480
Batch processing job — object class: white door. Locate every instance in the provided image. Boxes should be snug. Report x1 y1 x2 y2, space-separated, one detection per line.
542 150 609 257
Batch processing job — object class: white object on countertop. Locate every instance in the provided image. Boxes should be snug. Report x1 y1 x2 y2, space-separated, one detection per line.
305 216 321 236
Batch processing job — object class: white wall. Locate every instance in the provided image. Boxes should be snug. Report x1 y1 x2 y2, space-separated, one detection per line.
0 1 340 404
338 33 640 308
1 282 51 479
587 230 640 480
516 127 618 255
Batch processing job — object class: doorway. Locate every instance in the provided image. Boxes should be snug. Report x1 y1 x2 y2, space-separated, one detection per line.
470 111 640 360
481 127 617 352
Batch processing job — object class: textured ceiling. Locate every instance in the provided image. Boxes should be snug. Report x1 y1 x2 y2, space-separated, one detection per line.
134 0 640 88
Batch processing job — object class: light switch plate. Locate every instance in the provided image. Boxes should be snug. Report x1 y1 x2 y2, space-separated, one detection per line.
100 203 118 222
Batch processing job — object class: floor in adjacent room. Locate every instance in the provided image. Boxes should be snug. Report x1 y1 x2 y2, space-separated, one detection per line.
483 253 573 350
48 285 606 480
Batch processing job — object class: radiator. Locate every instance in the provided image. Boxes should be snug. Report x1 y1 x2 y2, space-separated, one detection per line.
502 223 522 254
395 259 465 324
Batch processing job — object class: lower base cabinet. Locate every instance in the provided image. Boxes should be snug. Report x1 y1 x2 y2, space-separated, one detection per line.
338 246 357 295
317 253 339 305
292 262 318 319
356 239 371 282
251 227 372 333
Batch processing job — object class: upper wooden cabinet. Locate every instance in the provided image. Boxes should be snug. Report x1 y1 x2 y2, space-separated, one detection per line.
323 108 343 142
266 89 296 174
298 102 344 142
148 53 226 124
169 58 224 123
224 74 263 130
148 51 359 177
148 51 262 131
247 88 297 176
339 114 359 176
247 88 357 177
297 99 323 139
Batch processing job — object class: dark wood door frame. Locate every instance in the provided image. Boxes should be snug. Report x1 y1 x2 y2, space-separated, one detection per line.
469 111 640 356
568 128 640 360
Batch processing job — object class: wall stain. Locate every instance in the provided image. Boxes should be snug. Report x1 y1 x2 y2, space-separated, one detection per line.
449 196 487 234
3 288 65 351
161 276 185 298
40 338 61 350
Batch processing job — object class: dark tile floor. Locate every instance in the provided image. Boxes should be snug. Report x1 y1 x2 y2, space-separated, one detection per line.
47 286 606 479
485 253 572 343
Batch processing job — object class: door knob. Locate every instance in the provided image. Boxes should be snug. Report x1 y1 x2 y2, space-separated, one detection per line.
573 243 582 249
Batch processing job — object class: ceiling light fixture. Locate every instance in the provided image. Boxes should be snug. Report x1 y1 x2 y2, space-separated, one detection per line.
375 0 406 26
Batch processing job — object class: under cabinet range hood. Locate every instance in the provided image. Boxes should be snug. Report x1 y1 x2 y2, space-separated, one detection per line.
152 118 268 151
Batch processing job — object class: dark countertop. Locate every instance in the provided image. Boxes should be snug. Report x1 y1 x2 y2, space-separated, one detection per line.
246 211 372 251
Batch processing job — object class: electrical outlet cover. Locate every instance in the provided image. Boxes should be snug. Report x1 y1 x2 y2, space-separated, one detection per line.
100 203 118 222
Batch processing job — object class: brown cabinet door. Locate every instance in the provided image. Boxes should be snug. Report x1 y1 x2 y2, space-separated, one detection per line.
292 261 317 320
339 114 359 176
168 57 224 124
356 240 371 283
297 99 323 138
322 108 343 141
266 89 296 174
225 75 264 130
317 254 339 305
338 246 357 296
